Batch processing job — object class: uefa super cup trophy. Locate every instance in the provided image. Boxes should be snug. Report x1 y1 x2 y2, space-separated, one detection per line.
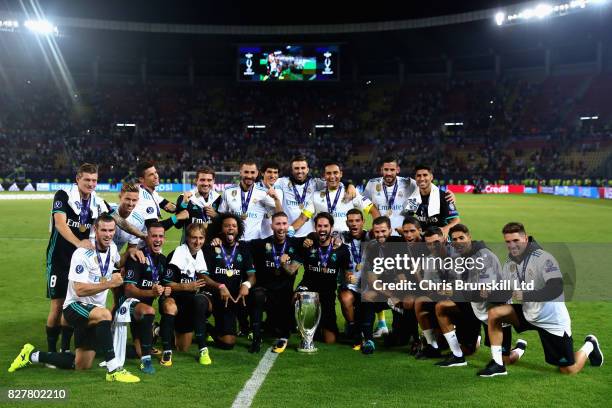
295 291 322 353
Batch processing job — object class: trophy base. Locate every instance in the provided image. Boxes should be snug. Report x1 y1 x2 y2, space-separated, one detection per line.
297 347 318 353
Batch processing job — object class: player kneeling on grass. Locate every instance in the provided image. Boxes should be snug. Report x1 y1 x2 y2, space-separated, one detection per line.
9 214 139 383
296 212 351 346
478 222 603 377
250 212 303 353
202 213 260 353
434 223 526 368
161 223 212 365
122 222 168 374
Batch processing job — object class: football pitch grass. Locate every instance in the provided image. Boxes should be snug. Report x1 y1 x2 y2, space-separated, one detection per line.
0 193 611 407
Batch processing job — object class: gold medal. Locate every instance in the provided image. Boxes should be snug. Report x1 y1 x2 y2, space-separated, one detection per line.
322 267 328 274
298 203 304 210
356 263 362 271
100 277 107 283
386 210 393 217
226 269 234 277
79 225 86 233
241 213 247 220
376 184 381 192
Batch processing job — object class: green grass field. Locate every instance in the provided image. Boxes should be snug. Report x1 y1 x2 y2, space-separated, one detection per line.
0 193 611 407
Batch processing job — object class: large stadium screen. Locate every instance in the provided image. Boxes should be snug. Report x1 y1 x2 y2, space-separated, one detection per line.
238 45 339 82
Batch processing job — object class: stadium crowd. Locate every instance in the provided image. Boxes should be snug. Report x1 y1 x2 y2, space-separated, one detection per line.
1 75 611 184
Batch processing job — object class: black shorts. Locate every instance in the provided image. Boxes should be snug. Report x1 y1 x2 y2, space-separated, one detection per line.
174 293 211 334
63 302 97 350
211 294 246 337
46 262 69 299
512 304 575 366
319 290 339 335
454 302 482 352
483 324 513 356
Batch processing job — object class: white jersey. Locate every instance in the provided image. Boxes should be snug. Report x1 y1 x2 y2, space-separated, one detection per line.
465 246 507 323
302 184 374 233
502 245 571 337
257 181 285 239
63 243 121 309
219 184 278 240
136 186 165 220
364 176 417 235
274 177 326 237
108 203 147 250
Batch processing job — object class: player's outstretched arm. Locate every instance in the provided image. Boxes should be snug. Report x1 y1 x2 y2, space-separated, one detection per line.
110 212 147 239
124 282 161 299
291 214 309 232
74 273 123 296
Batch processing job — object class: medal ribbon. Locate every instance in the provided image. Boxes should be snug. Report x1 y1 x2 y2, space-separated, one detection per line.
318 243 333 268
271 240 288 269
518 253 532 284
350 238 362 265
220 243 238 269
383 181 398 211
145 250 160 282
96 248 111 280
291 179 310 207
241 186 253 217
79 198 90 228
325 185 343 214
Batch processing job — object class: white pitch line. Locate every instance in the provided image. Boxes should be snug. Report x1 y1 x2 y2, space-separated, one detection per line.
231 350 279 408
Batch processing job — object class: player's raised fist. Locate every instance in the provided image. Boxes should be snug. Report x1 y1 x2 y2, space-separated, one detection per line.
110 273 124 288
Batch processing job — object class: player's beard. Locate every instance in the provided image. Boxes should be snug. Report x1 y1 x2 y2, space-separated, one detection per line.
274 229 286 242
383 175 396 185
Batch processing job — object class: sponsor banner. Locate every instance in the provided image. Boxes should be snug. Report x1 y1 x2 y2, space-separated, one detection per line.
37 182 235 194
446 185 474 193
524 187 538 194
577 187 600 199
554 186 576 197
446 184 524 194
553 186 600 199
483 184 524 194
539 186 555 194
603 187 612 200
8 183 20 192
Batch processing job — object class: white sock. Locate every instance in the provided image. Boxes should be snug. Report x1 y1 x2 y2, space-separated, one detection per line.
423 329 439 349
491 345 504 366
141 355 151 362
443 330 463 358
31 351 40 363
580 341 594 356
106 357 120 373
513 348 525 359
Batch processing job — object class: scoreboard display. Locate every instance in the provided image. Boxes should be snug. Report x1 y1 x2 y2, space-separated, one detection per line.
238 45 339 82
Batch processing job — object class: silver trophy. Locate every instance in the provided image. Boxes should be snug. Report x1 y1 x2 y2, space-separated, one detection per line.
295 291 322 353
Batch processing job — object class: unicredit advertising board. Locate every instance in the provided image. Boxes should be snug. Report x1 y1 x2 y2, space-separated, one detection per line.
446 185 525 194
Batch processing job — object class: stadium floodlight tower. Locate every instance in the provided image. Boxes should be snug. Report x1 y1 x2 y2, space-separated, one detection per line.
23 19 58 36
495 0 610 26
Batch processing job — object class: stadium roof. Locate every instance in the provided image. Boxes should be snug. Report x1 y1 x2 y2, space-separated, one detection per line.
1 1 520 26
